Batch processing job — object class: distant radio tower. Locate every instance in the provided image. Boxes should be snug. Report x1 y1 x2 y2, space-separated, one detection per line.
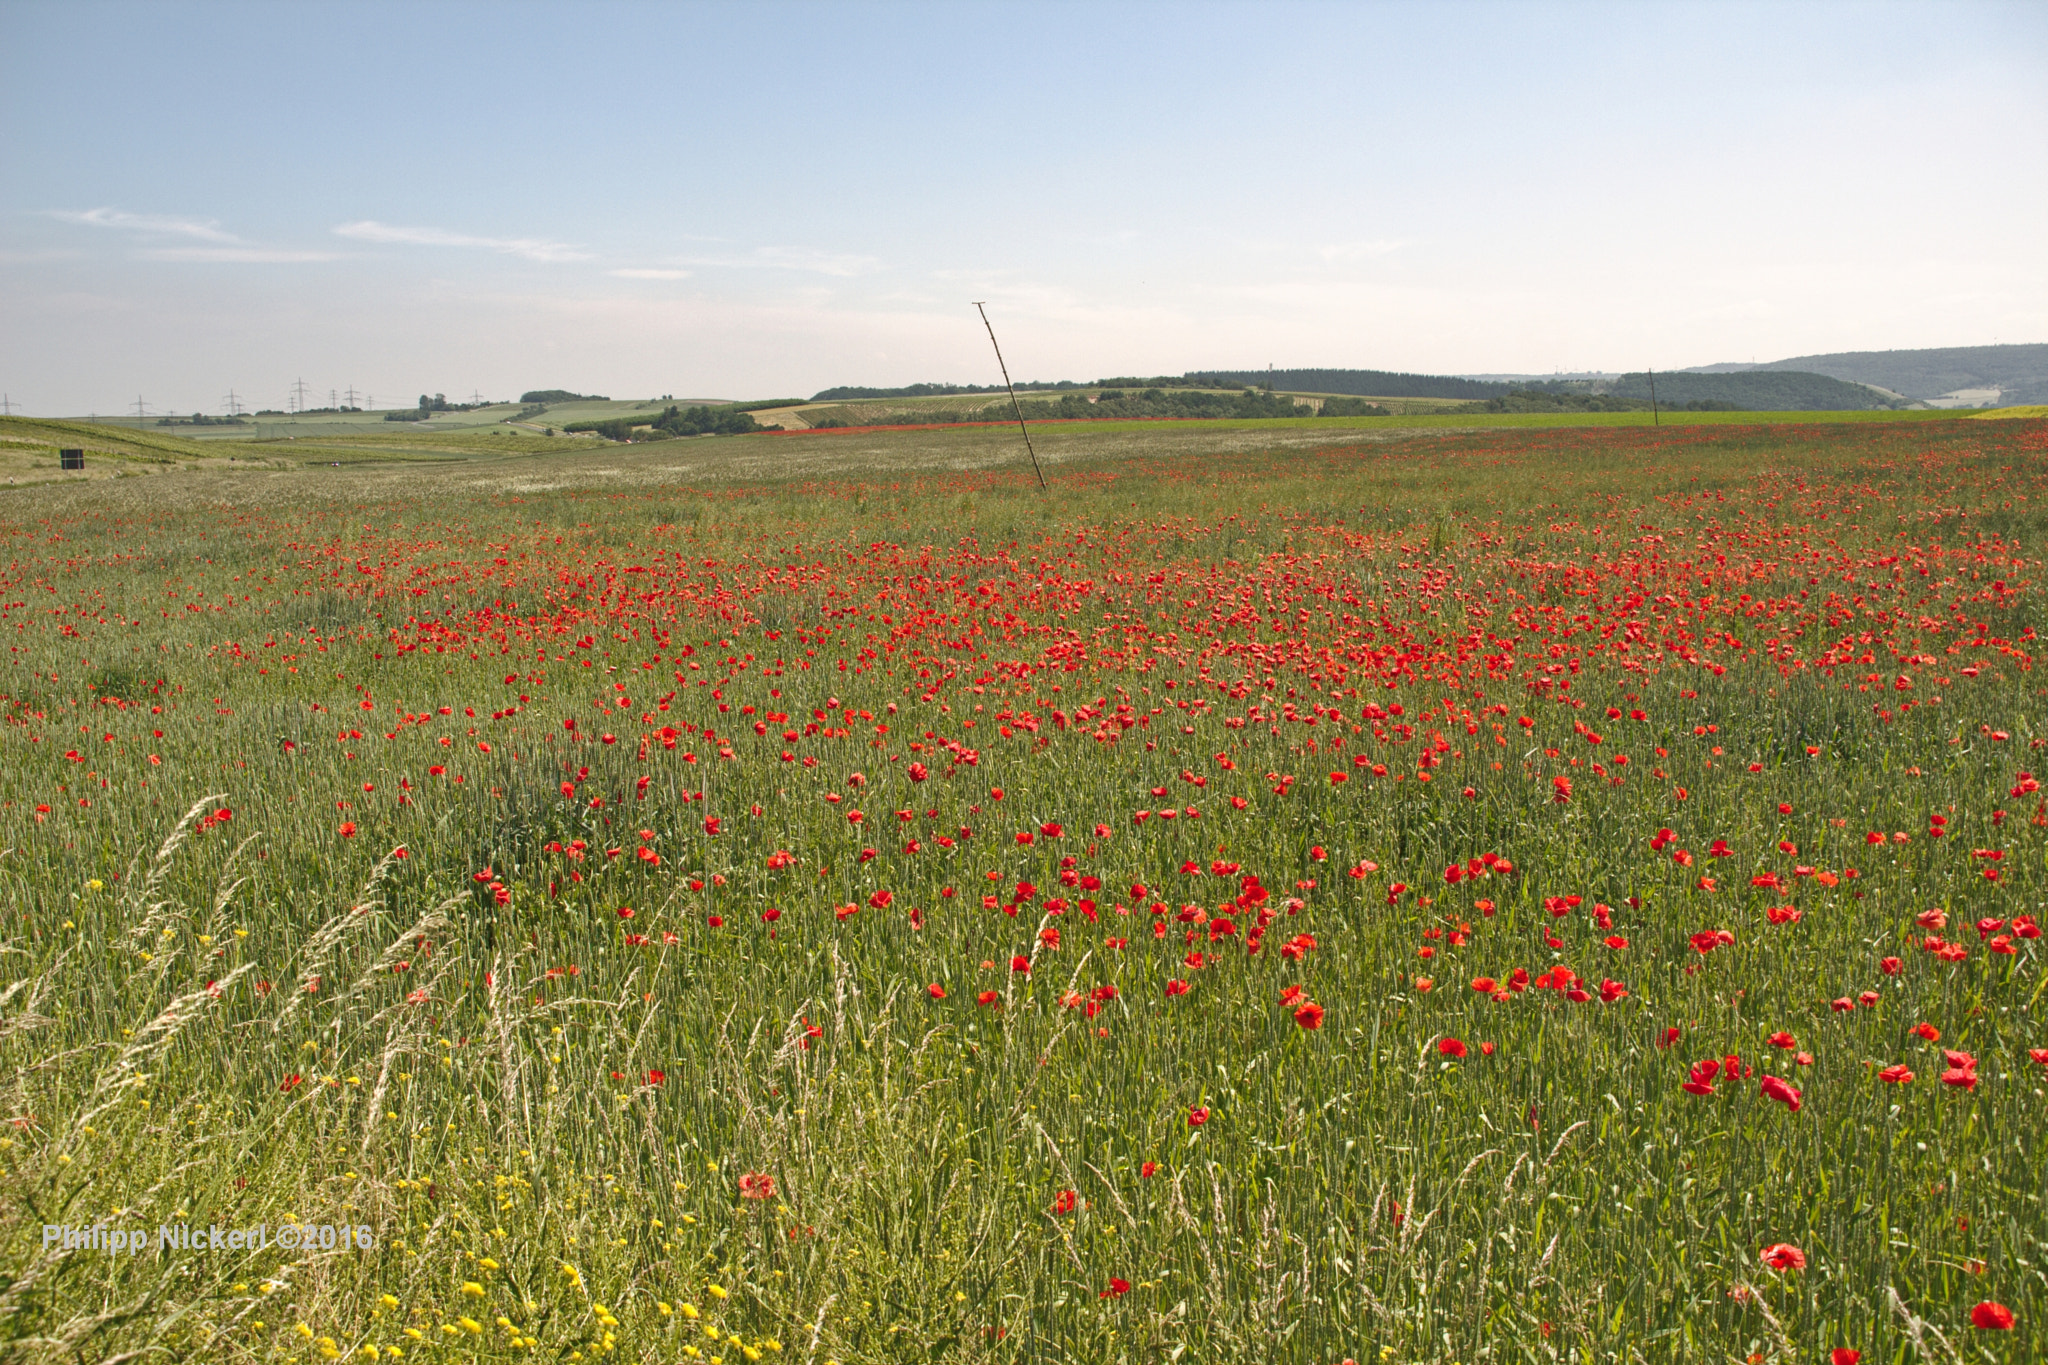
289 377 311 414
222 389 246 416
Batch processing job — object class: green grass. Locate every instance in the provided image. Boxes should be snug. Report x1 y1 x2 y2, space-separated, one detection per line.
1 416 2044 1362
0 414 216 460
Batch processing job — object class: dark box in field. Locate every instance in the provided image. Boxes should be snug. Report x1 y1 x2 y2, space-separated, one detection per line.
60 448 84 469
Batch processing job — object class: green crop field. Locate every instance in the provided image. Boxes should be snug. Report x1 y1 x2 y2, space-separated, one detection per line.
1 414 2044 1363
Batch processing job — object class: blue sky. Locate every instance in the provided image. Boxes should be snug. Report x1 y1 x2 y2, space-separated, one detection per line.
2 0 2044 414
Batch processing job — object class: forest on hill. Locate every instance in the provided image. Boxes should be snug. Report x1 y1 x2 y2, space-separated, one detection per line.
1603 369 1890 410
1700 344 2048 405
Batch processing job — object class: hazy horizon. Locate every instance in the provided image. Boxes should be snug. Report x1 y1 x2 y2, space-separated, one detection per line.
3 0 2045 417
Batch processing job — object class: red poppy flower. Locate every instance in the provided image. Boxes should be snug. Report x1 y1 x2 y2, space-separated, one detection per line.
1830 1351 1861 1365
1970 1301 2014 1330
1140 1160 1158 1177
1912 1022 1940 1042
738 1171 776 1200
1051 1189 1077 1214
280 1074 303 1092
1164 979 1191 997
1100 1277 1131 1298
1759 1075 1802 1112
1760 1243 1806 1271
1187 1106 1210 1127
1767 1032 1796 1050
927 983 946 1000
1438 1038 1468 1059
645 1069 665 1086
1009 955 1030 973
1293 1002 1325 1030
1878 1064 1914 1084
976 990 999 1006
338 821 356 838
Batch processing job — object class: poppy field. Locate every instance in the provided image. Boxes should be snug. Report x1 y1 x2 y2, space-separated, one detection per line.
1 415 2045 1362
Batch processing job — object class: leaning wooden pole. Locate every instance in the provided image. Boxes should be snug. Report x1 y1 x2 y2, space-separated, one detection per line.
973 302 1047 491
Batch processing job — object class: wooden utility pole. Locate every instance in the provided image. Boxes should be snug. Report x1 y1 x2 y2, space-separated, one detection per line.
972 303 1046 491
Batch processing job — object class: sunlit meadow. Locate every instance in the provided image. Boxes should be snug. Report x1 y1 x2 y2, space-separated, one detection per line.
2 416 2045 1363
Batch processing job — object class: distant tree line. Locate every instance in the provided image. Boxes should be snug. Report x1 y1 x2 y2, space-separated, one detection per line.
1601 370 1889 411
563 405 765 442
520 389 609 403
810 381 1085 401
1469 389 1712 414
385 393 491 422
807 388 1341 428
1014 388 1310 421
1187 368 1512 400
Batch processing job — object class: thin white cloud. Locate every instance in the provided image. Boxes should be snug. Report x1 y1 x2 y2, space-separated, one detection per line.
671 246 881 277
608 267 692 280
334 220 591 263
137 247 342 264
0 247 87 264
1317 239 1406 262
50 207 242 242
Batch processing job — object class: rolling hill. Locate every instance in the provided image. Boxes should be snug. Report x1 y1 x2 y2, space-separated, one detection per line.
1603 370 1891 411
1687 344 2048 407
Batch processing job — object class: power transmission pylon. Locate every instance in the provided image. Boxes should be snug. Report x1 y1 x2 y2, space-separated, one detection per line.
132 395 150 419
222 390 246 416
468 389 485 406
290 378 311 414
0 394 16 416
344 386 360 410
